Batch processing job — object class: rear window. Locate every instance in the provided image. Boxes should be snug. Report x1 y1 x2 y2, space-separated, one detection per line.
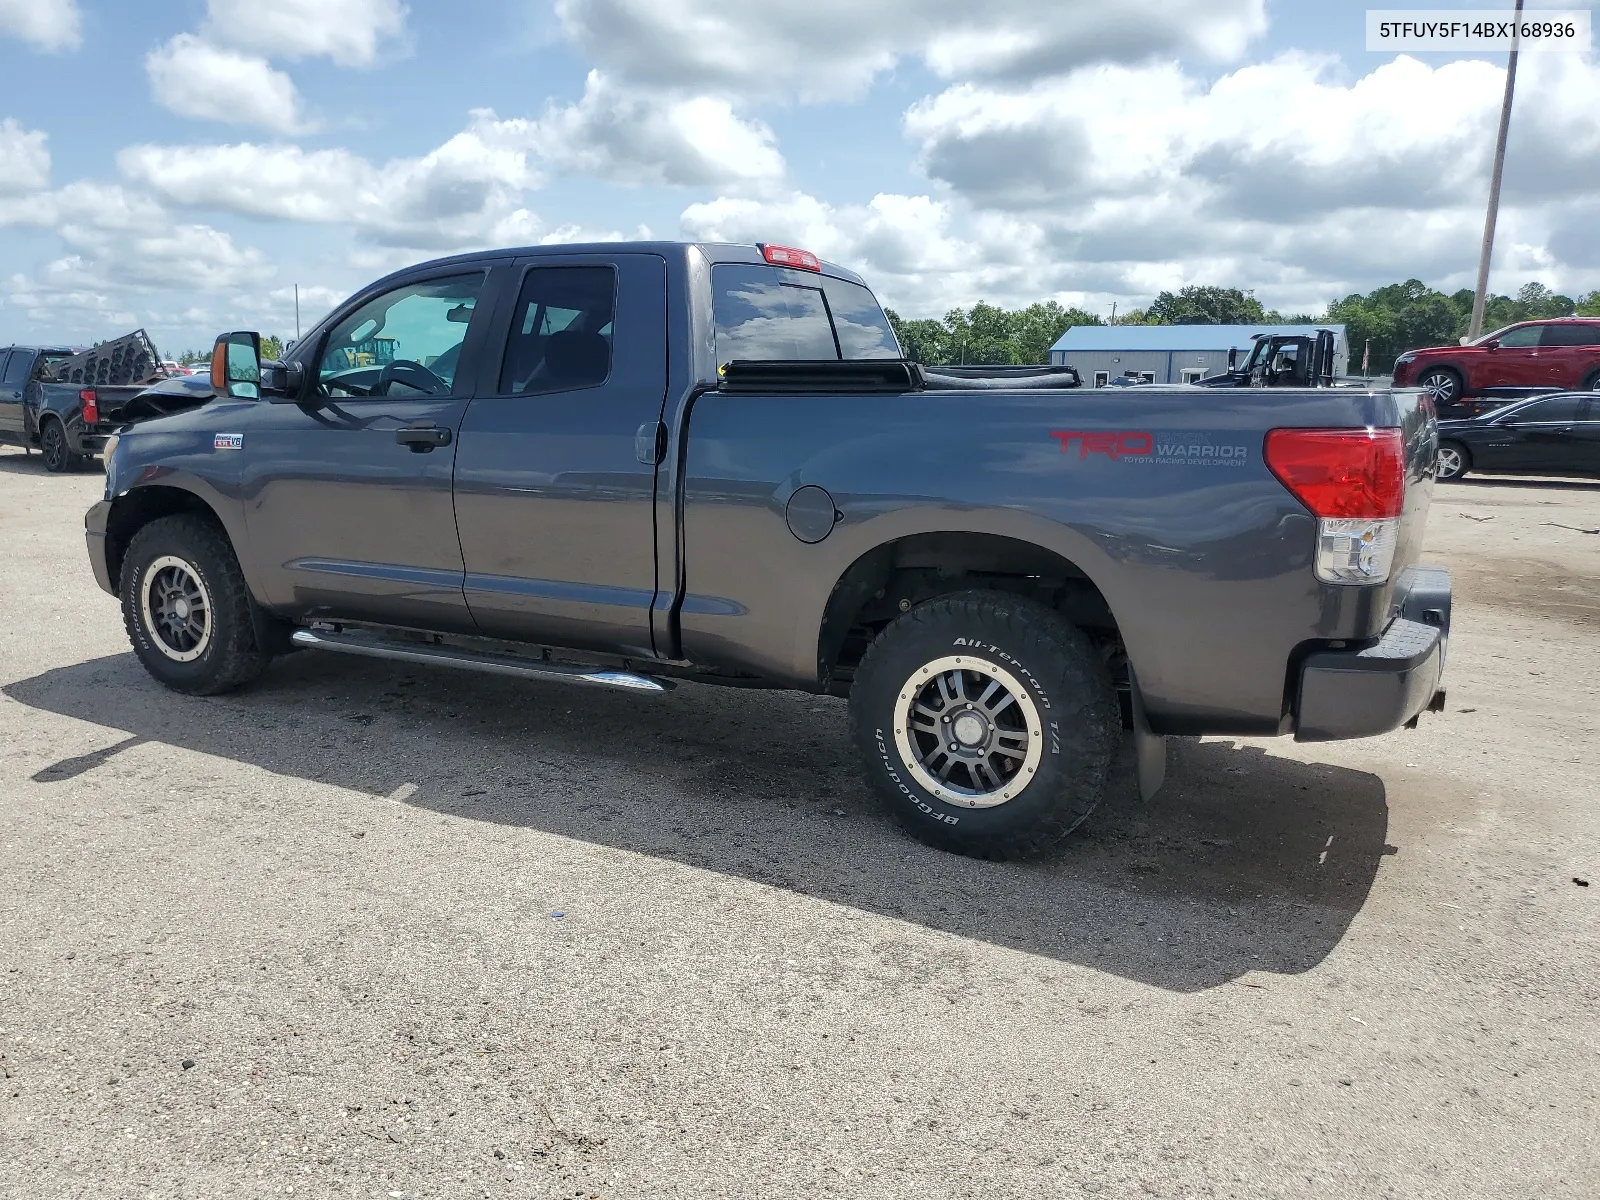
712 264 900 366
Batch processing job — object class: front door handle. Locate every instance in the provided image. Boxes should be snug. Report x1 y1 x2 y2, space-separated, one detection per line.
396 424 451 452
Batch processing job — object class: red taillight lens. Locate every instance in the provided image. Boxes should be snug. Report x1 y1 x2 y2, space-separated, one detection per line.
1264 428 1405 519
79 388 99 424
759 243 821 271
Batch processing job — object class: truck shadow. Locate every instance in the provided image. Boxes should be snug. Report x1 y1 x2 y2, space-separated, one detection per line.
6 650 1392 994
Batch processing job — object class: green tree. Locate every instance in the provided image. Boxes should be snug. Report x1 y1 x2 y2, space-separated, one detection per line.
1577 291 1600 317
1146 285 1267 325
1012 301 1103 364
260 335 285 360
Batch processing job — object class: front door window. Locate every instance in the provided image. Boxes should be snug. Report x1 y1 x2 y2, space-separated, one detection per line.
318 274 486 399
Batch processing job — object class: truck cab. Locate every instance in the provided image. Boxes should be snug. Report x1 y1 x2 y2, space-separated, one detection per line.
1193 329 1340 388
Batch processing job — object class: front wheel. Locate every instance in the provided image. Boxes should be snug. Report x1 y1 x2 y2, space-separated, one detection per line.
1436 440 1470 482
849 590 1118 860
119 514 272 695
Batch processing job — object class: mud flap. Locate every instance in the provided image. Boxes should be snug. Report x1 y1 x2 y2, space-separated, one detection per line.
1129 669 1167 802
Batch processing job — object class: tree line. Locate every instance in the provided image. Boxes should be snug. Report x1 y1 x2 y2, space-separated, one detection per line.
887 282 1600 373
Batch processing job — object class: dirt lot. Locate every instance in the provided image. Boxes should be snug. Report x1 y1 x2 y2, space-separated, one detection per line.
1 450 1596 1199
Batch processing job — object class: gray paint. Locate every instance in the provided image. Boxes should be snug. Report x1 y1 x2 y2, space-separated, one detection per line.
91 242 1441 740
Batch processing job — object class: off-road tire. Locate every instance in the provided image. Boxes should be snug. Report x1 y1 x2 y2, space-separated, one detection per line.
119 513 271 695
849 590 1118 860
40 418 75 473
1436 440 1470 482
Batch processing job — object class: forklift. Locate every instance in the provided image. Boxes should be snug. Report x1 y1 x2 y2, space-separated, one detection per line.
1190 328 1341 388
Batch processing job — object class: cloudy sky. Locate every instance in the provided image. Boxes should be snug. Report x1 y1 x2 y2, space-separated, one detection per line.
2 0 1598 353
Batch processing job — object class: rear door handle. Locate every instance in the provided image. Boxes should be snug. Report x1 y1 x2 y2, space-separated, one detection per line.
396 424 451 452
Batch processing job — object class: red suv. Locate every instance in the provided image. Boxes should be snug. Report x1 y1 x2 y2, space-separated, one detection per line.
1391 318 1600 417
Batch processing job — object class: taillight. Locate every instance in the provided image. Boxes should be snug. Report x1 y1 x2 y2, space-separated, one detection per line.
759 243 821 271
80 388 99 424
1265 427 1405 585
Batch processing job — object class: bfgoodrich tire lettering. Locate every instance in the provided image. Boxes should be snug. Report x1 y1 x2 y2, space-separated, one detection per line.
849 590 1118 860
120 513 272 695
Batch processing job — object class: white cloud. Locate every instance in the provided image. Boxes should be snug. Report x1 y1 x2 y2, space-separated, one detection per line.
118 111 543 248
0 119 50 194
147 35 313 135
0 0 80 51
526 71 784 188
907 54 1600 217
202 0 407 67
555 0 1265 100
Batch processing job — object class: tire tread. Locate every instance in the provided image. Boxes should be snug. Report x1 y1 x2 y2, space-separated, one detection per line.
120 513 270 695
850 590 1118 860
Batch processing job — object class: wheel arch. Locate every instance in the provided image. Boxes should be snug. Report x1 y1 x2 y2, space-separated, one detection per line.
105 485 233 595
817 529 1128 694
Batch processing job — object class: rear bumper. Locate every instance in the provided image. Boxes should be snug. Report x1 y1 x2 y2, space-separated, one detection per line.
1294 566 1451 742
85 499 114 596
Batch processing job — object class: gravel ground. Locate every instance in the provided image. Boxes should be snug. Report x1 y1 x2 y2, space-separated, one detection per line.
1 450 1596 1199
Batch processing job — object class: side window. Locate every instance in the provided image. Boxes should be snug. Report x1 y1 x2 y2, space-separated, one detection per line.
318 273 485 399
1495 325 1542 348
2 352 31 387
1509 397 1582 422
497 266 615 395
712 264 838 364
1541 323 1600 347
820 277 901 359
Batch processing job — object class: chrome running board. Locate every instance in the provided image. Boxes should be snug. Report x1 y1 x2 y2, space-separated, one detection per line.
289 628 671 693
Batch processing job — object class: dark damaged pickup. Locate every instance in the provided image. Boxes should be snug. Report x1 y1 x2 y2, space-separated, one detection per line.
84 241 1450 860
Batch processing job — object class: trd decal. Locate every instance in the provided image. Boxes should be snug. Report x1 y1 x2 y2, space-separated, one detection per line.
1050 429 1251 467
1050 430 1154 459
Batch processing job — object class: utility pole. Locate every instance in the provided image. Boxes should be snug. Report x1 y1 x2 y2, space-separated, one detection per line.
1109 302 1117 326
294 284 301 340
1468 0 1523 340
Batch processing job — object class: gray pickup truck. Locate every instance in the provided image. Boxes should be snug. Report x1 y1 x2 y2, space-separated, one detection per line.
85 242 1450 859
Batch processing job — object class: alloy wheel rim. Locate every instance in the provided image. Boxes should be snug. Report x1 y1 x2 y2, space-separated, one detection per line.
1422 373 1457 402
43 425 66 469
1437 446 1463 477
140 555 213 662
893 655 1044 808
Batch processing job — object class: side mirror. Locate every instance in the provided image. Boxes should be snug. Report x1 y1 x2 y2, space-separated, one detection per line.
211 331 261 399
1483 339 1500 351
1227 347 1238 371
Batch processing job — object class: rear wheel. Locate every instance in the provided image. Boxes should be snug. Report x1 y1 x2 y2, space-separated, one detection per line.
119 514 272 695
1436 440 1470 482
1583 369 1600 392
849 590 1118 860
1418 368 1463 410
40 419 75 473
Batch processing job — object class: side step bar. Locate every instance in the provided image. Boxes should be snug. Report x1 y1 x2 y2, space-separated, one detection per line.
289 628 671 693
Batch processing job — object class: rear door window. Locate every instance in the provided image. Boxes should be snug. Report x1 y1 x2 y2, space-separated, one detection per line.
712 264 902 365
497 266 616 395
1507 396 1583 422
1540 323 1600 347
